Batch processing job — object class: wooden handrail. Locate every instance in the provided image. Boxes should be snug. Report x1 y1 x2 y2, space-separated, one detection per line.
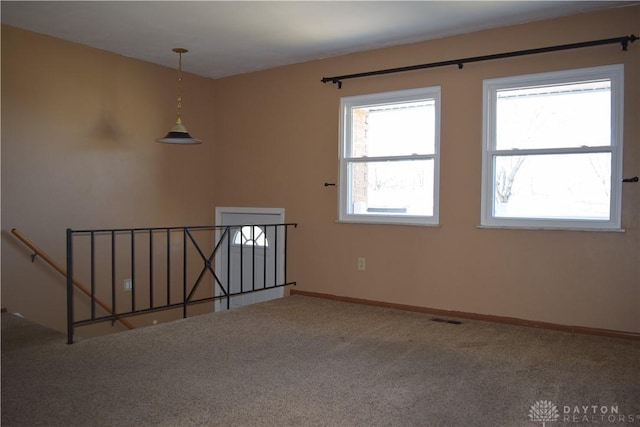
10 228 135 330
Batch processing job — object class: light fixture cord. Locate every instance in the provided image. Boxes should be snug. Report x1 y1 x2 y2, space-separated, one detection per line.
176 51 183 124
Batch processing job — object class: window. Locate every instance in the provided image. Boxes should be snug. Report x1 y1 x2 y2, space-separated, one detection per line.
481 64 623 230
232 226 269 247
339 86 441 225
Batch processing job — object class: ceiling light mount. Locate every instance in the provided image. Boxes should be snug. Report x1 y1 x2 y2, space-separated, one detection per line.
156 47 202 145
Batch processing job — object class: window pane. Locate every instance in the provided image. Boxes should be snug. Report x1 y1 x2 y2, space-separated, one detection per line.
233 226 268 247
493 153 611 220
351 100 435 157
496 80 611 150
349 159 434 216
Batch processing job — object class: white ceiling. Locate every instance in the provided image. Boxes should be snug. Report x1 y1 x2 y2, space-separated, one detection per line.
1 1 635 79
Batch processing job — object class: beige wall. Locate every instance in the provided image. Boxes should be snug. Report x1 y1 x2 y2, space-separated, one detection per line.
2 5 639 336
1 25 216 333
212 6 639 333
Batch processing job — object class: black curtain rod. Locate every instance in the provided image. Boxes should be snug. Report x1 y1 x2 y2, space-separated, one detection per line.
321 34 638 89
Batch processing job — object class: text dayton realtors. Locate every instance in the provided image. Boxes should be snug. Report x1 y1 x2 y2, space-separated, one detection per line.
562 405 637 424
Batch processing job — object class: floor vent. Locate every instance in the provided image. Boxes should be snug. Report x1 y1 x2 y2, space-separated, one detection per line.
431 317 462 325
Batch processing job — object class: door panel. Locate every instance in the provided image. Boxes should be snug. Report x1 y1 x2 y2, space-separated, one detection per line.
214 208 285 311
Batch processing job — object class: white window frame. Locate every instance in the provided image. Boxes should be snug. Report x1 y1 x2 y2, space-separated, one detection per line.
338 86 441 226
481 64 624 231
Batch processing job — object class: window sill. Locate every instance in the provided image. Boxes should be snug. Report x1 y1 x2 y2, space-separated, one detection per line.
336 219 441 227
476 225 625 233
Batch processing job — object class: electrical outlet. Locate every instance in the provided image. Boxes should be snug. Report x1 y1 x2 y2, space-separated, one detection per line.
124 278 132 292
357 257 366 271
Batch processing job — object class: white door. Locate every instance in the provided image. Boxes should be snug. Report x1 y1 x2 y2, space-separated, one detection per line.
214 207 285 311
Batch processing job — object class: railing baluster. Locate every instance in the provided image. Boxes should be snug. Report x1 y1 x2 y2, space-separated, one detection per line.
131 230 135 312
149 230 154 309
284 225 288 285
226 226 231 310
166 229 171 306
66 229 74 345
111 231 116 321
183 228 187 318
252 227 256 292
240 226 244 295
90 231 96 320
274 225 278 286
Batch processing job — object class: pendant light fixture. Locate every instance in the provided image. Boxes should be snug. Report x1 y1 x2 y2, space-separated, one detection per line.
156 48 201 144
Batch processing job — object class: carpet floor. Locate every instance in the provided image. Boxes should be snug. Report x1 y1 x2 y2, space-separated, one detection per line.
2 295 639 426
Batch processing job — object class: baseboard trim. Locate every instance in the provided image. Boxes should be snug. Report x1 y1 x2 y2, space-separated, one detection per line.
290 290 639 341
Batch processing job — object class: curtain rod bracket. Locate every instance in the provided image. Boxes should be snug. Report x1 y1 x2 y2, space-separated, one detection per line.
621 34 638 51
321 77 343 89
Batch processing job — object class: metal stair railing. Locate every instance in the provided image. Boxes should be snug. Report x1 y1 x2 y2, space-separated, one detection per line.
10 228 135 330
65 223 297 344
